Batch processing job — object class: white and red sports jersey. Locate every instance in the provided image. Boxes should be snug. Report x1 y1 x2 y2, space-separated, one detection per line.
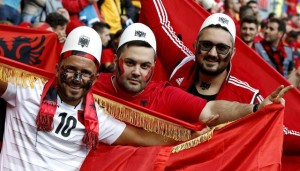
0 79 125 171
169 57 264 104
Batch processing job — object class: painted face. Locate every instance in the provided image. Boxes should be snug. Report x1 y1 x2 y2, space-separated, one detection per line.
195 28 234 76
56 55 98 106
240 22 258 44
263 22 281 44
115 46 155 93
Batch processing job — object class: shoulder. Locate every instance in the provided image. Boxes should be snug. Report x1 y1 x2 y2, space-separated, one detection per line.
223 75 262 103
227 75 259 93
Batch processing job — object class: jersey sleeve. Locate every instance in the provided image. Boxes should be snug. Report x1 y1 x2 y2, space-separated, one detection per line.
1 82 17 106
154 86 207 123
96 106 126 145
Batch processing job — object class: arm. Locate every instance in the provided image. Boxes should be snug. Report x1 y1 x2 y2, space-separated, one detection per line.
62 0 91 13
0 80 8 97
113 125 209 146
200 85 293 126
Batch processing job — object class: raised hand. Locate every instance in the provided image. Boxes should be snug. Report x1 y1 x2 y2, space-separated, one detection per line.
258 85 294 110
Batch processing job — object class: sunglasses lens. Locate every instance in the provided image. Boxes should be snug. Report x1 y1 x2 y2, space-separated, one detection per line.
199 41 213 51
197 41 230 55
216 44 230 55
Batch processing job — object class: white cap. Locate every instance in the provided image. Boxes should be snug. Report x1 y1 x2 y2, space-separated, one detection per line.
199 13 236 42
202 0 216 10
61 26 102 65
118 23 156 53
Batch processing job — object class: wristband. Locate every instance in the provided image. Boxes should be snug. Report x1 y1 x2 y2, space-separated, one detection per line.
252 103 259 113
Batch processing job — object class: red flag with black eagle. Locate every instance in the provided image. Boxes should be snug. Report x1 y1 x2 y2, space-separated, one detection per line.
0 24 60 73
138 0 300 169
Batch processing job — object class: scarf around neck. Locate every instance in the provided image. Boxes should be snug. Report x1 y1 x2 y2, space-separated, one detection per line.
261 40 287 75
36 76 99 149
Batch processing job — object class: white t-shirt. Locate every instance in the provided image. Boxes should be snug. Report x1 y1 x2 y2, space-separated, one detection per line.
0 79 126 171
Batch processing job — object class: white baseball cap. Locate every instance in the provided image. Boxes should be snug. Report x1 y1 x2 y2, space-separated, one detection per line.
61 26 102 65
199 13 236 42
202 0 216 10
118 23 156 53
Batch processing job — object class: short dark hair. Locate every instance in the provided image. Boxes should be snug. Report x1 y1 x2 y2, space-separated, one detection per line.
240 15 259 29
45 12 68 28
116 40 154 59
268 18 286 33
92 22 111 34
246 0 258 6
239 6 254 20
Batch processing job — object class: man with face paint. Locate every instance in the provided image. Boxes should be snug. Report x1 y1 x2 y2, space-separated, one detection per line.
0 26 201 171
94 22 292 128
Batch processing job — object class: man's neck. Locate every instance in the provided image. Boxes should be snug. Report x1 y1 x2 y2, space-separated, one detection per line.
271 39 280 48
195 70 228 95
111 76 142 97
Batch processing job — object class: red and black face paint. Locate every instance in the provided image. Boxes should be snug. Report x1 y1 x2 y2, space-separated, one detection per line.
144 66 154 82
117 57 125 75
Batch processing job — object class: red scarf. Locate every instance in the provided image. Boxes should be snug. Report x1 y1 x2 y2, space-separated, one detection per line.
261 40 287 75
36 77 99 149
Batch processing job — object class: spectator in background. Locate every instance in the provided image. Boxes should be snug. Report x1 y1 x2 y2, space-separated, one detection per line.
46 12 69 44
239 5 254 20
62 0 100 34
240 15 259 49
246 0 262 23
254 18 295 78
0 0 22 25
98 0 138 34
284 0 299 16
22 0 63 23
286 14 300 33
200 0 218 13
92 21 115 72
223 0 241 36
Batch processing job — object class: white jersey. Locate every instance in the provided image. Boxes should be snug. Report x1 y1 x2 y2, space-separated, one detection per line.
0 79 126 171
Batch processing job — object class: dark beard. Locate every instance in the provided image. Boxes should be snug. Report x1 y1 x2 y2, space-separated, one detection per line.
198 63 227 76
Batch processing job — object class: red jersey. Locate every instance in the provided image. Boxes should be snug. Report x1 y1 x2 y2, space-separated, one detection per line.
169 58 263 104
101 48 115 65
286 0 298 15
93 73 207 123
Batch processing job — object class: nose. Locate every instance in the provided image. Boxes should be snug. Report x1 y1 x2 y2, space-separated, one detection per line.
207 45 218 56
73 72 82 84
131 66 141 76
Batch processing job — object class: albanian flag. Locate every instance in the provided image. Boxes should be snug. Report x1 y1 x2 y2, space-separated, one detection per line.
81 103 284 171
0 24 60 73
138 0 300 156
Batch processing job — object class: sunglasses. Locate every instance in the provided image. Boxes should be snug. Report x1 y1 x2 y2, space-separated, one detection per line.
197 40 231 56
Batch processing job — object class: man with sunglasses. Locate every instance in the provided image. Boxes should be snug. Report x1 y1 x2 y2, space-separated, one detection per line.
94 22 291 128
170 13 263 105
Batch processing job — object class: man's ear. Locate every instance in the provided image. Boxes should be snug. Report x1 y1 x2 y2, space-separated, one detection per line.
114 54 118 71
230 47 236 60
92 73 99 85
55 63 60 77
